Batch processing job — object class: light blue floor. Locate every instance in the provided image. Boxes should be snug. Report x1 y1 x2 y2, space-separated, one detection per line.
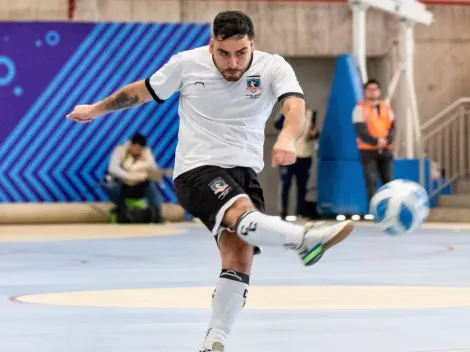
1 223 470 352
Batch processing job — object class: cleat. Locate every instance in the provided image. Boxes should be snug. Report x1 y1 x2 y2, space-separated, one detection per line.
297 220 354 266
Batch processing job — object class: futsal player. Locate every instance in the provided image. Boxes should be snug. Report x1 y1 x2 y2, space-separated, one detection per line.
66 11 354 352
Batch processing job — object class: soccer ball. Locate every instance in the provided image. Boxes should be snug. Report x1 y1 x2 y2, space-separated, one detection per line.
370 179 430 235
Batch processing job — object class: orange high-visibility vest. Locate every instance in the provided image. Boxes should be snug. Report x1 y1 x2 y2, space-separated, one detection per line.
356 100 393 150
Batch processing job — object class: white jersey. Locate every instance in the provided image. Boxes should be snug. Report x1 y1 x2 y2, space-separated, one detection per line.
145 46 303 179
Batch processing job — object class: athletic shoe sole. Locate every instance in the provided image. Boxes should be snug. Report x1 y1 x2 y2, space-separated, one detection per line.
323 220 354 251
302 220 354 266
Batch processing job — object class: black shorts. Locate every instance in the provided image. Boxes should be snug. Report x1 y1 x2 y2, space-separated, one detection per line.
174 165 265 237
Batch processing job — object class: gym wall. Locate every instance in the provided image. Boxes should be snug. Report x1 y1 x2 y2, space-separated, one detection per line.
0 21 210 203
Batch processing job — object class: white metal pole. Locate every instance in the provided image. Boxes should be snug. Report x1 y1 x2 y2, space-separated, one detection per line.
399 19 416 159
385 66 404 103
406 106 414 158
351 1 368 82
403 20 422 157
387 66 403 156
395 20 409 158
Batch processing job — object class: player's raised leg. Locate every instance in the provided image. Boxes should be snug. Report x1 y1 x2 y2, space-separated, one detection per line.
224 197 354 266
201 228 253 352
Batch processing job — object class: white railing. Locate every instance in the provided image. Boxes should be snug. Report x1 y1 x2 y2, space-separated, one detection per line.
420 98 470 197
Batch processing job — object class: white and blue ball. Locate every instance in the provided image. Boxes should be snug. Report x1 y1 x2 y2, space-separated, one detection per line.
370 179 430 235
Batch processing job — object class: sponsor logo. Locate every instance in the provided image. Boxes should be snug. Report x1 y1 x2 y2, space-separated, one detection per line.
240 221 257 236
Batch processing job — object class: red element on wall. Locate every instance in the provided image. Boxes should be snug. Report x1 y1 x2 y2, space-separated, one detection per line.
68 0 76 20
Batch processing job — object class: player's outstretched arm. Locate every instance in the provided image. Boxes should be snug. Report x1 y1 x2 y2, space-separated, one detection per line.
272 96 306 167
66 80 152 123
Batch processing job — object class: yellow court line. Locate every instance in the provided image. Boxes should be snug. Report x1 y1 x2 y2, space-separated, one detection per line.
0 224 187 242
14 286 470 310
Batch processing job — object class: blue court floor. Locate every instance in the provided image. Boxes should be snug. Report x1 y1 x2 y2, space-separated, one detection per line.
1 222 470 352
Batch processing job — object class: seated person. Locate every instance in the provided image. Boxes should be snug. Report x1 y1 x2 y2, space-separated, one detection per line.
103 133 165 221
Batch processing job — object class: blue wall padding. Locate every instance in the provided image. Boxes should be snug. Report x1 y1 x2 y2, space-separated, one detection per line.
318 54 363 161
317 54 367 214
317 160 368 214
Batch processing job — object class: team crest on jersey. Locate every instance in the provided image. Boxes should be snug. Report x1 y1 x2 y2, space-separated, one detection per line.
246 75 262 99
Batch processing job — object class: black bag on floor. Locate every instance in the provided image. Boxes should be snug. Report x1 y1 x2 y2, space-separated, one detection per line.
115 206 163 224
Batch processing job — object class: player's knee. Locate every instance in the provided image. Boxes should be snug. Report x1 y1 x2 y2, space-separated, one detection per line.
219 230 253 274
223 196 255 229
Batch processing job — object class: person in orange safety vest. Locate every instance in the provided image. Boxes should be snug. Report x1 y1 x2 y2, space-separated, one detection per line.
352 79 395 203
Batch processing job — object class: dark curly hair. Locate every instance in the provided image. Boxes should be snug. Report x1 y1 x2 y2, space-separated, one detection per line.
213 11 255 41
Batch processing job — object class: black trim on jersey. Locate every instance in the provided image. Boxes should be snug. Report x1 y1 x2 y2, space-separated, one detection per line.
145 78 165 104
278 92 305 104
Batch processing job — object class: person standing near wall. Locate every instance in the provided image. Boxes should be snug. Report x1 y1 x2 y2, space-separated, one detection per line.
275 108 319 220
304 112 321 220
353 79 395 203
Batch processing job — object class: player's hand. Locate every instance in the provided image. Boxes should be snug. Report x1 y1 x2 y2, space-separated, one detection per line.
272 135 296 167
66 104 99 123
377 137 387 149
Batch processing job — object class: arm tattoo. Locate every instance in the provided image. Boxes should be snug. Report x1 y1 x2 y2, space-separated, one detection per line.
104 91 140 111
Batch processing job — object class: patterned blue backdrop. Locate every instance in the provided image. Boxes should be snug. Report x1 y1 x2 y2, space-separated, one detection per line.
0 22 211 203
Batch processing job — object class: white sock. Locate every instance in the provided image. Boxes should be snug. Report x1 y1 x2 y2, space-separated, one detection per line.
235 209 305 249
203 269 249 349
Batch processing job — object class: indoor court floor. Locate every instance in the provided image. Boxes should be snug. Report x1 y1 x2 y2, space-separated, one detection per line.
1 221 470 352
